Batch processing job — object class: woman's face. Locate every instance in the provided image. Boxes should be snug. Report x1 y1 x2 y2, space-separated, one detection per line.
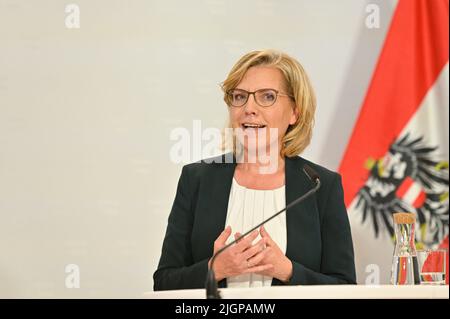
229 66 298 158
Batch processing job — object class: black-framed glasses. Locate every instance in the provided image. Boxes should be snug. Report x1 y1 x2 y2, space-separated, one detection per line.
225 88 294 108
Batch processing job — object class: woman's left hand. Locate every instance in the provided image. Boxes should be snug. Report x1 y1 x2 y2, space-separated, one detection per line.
255 225 293 282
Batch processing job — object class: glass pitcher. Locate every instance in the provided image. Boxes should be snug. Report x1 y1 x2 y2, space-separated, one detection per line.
390 212 420 285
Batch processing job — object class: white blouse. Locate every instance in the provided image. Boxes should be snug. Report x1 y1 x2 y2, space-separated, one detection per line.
225 178 287 288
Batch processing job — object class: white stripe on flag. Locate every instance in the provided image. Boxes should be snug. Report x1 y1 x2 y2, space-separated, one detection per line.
402 181 422 204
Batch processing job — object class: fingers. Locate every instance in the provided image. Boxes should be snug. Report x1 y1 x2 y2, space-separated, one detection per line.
259 225 275 246
247 246 271 267
241 237 267 261
243 263 274 274
234 229 259 252
215 226 232 248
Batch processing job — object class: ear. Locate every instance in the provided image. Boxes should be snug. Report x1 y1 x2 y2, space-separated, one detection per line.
289 106 299 125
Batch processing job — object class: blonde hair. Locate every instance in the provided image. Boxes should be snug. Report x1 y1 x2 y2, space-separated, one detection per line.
222 49 316 158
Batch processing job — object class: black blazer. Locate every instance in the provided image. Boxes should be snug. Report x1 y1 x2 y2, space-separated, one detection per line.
153 154 356 290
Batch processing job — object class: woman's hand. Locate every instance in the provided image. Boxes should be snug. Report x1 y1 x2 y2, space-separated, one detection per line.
208 226 274 281
255 225 293 283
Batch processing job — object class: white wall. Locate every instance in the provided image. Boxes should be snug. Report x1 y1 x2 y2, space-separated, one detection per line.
0 0 397 297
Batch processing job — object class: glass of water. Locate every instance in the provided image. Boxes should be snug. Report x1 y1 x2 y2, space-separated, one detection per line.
416 249 447 285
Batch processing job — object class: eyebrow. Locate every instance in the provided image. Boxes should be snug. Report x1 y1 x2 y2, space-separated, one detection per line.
233 87 279 91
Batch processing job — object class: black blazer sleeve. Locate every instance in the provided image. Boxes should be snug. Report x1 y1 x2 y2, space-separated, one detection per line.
153 166 209 290
276 174 356 285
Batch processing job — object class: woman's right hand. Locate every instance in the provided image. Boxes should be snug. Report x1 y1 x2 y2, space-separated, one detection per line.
208 226 273 281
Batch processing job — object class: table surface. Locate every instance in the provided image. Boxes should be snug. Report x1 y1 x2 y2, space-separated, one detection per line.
144 285 449 299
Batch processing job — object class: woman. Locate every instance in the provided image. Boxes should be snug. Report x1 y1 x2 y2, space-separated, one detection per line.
153 50 356 290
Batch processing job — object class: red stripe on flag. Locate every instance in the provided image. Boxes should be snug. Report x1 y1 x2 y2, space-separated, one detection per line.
396 176 414 198
413 190 426 208
338 0 449 206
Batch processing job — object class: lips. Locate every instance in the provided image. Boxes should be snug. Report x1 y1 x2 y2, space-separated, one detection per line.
241 123 267 129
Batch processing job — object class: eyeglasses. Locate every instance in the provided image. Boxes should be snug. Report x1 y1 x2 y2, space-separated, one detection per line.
225 88 294 108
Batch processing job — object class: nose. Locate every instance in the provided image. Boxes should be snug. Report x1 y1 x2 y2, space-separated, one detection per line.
244 93 259 115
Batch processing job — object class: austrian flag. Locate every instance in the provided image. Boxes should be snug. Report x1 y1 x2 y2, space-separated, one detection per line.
339 0 449 284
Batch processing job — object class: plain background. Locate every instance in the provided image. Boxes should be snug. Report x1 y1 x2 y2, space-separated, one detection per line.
0 0 397 297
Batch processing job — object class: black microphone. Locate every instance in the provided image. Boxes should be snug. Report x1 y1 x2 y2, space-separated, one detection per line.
205 164 321 299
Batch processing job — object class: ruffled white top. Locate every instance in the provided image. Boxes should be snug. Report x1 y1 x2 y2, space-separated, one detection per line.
225 178 287 288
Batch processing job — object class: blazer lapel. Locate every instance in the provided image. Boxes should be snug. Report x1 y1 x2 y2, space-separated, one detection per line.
284 157 320 262
195 155 236 257
198 155 236 288
209 161 236 231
